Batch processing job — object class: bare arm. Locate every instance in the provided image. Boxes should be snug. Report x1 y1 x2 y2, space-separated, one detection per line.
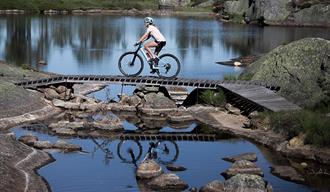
138 31 150 43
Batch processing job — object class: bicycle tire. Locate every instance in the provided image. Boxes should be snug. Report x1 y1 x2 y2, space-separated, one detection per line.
117 139 143 164
157 140 179 164
118 52 144 76
157 53 181 78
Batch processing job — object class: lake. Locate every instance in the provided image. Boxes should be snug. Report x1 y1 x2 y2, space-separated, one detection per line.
3 14 330 192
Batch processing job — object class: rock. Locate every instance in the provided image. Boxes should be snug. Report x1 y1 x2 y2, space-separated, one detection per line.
53 140 81 152
52 128 76 136
166 164 187 172
168 113 194 123
136 160 162 179
300 162 308 168
223 153 258 163
200 180 225 192
225 103 241 115
221 160 264 179
44 88 60 100
270 166 305 183
88 118 123 131
136 91 145 98
243 119 252 128
18 135 38 146
52 99 80 109
120 95 141 107
136 85 159 93
147 173 189 191
38 60 47 65
0 134 51 192
222 0 330 27
248 111 259 119
288 134 306 147
49 120 84 130
223 174 267 192
56 85 67 94
189 187 198 192
140 92 177 109
33 141 53 149
241 38 330 107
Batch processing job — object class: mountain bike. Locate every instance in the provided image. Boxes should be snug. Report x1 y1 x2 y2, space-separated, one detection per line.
117 139 179 165
118 42 181 78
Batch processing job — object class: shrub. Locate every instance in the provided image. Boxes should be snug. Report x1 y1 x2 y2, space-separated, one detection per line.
267 111 304 139
199 89 226 107
266 110 330 147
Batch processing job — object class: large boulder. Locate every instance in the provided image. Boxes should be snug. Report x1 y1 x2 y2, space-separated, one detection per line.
221 160 264 179
222 0 330 26
270 165 305 183
200 180 225 192
136 160 163 179
223 174 268 192
223 153 258 163
240 38 330 107
147 173 189 191
141 92 177 109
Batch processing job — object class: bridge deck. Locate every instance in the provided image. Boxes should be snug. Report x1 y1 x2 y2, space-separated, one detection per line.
16 75 301 112
220 83 301 112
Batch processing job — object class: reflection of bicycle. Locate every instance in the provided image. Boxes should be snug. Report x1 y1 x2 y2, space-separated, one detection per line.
117 139 179 165
118 42 181 78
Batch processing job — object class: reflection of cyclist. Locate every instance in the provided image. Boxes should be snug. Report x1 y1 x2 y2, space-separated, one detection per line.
135 17 166 73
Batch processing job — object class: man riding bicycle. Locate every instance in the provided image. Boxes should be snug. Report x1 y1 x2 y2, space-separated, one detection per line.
135 17 166 73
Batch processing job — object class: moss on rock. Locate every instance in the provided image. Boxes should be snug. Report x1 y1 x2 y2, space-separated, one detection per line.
240 37 330 108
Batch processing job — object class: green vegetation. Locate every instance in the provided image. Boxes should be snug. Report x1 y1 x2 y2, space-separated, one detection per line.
223 74 239 80
199 89 226 107
0 0 217 12
224 73 253 81
262 108 330 147
0 0 157 12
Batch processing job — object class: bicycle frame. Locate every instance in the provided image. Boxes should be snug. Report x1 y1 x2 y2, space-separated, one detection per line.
134 43 157 62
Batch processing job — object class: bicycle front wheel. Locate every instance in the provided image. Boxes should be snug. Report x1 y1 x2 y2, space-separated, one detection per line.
118 52 144 76
157 54 181 78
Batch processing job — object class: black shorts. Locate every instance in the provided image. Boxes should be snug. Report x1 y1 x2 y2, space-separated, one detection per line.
154 41 166 55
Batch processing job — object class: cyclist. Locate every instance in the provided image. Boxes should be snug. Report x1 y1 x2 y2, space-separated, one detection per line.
135 17 166 73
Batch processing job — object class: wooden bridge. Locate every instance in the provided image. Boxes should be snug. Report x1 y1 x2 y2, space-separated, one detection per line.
16 75 301 112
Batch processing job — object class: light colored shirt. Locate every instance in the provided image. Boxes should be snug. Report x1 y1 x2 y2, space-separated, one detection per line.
146 25 166 42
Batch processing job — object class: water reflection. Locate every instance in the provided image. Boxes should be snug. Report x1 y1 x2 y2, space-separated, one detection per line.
1 15 329 79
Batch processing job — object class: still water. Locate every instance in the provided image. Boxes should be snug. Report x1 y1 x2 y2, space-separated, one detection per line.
0 15 329 79
12 122 314 192
3 15 330 191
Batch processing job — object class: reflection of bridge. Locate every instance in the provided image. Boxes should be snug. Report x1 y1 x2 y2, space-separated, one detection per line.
16 75 301 112
119 133 217 141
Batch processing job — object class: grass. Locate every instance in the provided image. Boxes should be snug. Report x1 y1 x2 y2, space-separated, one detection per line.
0 0 217 12
199 89 226 107
0 0 157 11
261 108 330 147
224 73 253 81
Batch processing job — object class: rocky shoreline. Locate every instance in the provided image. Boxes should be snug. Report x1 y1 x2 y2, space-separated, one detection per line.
0 61 329 191
0 8 212 17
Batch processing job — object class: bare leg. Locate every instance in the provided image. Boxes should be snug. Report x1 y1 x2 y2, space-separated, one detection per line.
144 41 158 60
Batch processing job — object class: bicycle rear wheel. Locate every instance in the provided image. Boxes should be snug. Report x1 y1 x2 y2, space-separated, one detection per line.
118 52 144 76
157 54 181 78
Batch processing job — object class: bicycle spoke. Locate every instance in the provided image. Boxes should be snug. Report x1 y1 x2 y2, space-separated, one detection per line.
118 52 144 76
157 54 180 78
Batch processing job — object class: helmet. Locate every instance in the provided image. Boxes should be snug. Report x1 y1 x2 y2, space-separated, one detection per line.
144 17 153 25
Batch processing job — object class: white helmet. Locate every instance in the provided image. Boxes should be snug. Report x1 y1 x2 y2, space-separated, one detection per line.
144 17 153 25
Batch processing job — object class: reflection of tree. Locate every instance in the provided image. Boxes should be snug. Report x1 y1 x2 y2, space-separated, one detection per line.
68 16 124 65
175 19 214 61
5 15 32 65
